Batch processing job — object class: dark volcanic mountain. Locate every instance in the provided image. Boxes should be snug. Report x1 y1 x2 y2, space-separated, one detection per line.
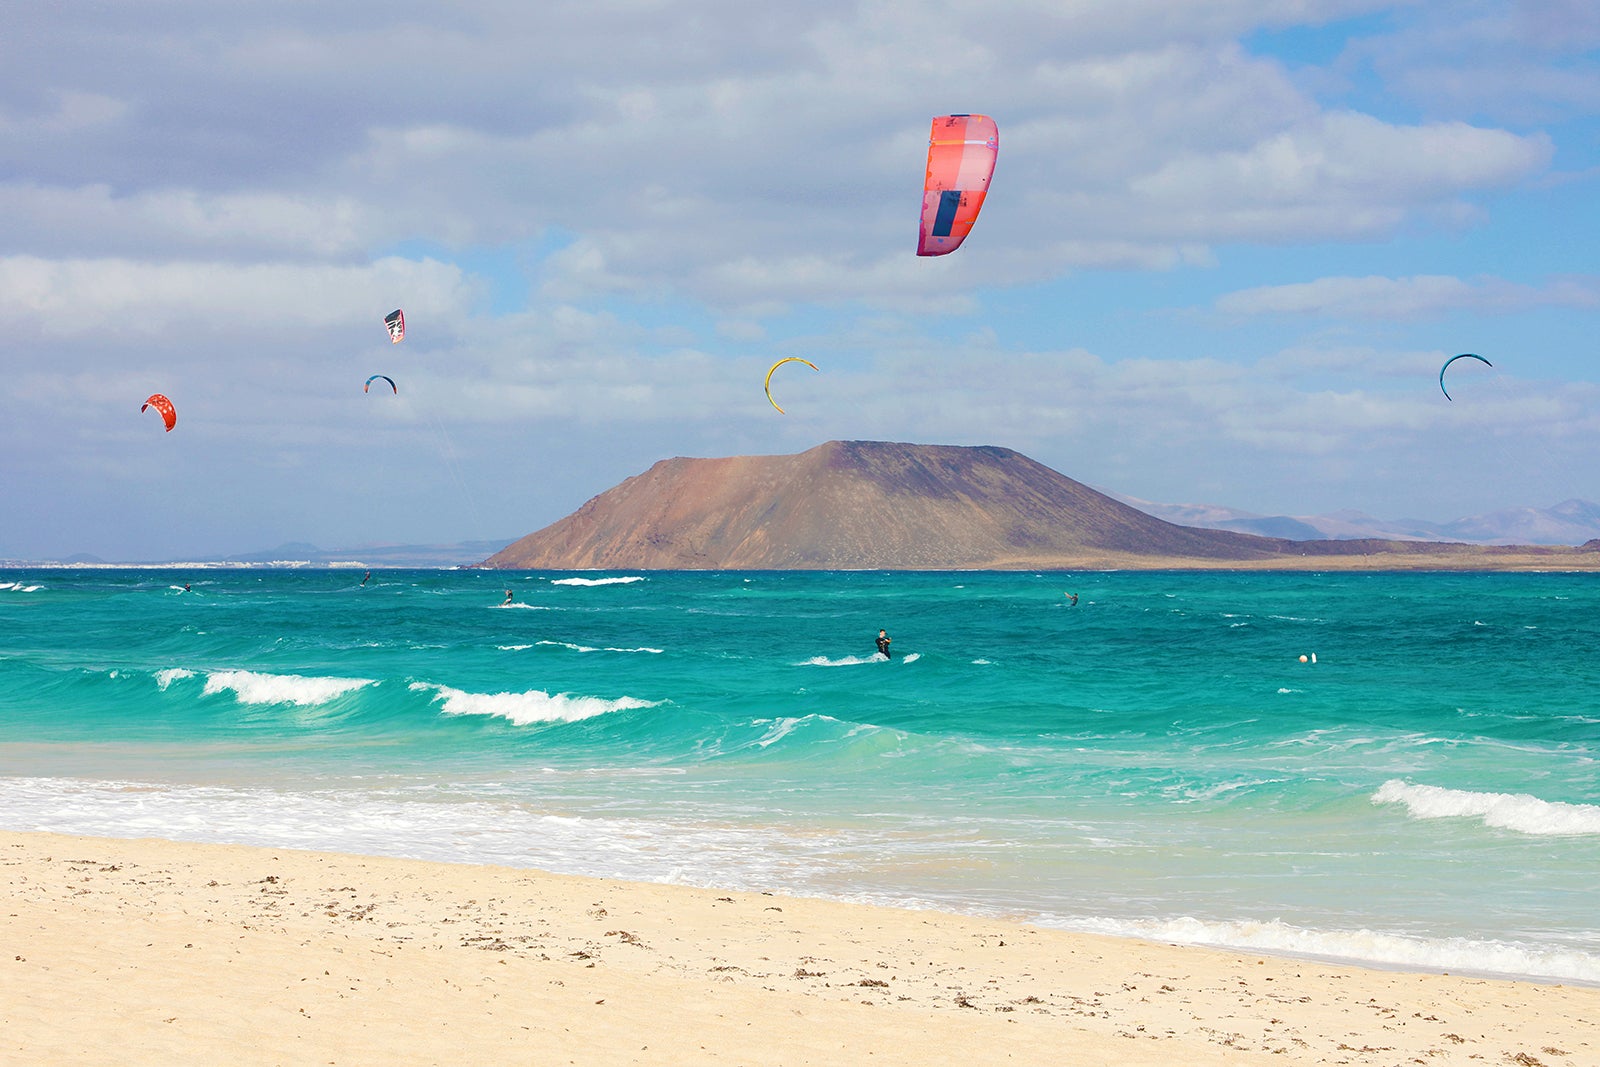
483 441 1598 571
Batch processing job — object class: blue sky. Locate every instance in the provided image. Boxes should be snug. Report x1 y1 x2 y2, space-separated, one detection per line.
4 0 1598 560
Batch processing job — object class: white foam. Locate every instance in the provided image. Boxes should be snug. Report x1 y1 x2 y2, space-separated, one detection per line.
497 644 534 651
154 668 196 690
3 774 1597 986
901 653 921 663
797 654 885 666
0 775 864 900
496 602 548 610
1057 914 1600 985
202 670 374 706
0 581 43 592
1373 780 1600 837
550 576 646 587
755 717 806 747
409 682 660 725
536 640 663 654
745 714 871 749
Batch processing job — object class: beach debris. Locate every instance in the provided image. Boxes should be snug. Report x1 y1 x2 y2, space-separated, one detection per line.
384 309 405 343
918 114 998 256
1439 353 1491 401
605 929 647 948
141 393 176 432
763 357 818 414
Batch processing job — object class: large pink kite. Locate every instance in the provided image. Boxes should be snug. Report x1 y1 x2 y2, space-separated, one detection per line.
917 114 998 256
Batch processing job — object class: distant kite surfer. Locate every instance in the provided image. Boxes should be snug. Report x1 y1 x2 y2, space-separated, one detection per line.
361 571 371 587
1065 592 1078 606
876 629 892 659
503 589 514 606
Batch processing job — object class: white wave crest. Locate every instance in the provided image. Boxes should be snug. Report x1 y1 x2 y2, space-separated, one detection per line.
537 640 663 654
409 682 660 725
550 576 646 587
154 668 196 690
0 581 44 592
497 602 548 610
798 654 885 666
749 714 863 748
203 670 374 706
1063 914 1600 985
1373 780 1600 837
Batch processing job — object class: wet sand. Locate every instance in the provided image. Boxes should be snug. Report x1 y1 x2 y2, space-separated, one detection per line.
3 831 1595 1065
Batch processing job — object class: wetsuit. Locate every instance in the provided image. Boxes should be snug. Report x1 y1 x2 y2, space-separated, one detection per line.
876 635 891 659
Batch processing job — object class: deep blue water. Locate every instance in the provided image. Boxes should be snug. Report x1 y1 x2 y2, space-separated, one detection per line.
2 567 1597 981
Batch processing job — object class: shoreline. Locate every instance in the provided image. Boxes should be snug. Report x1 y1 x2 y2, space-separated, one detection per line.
11 556 1600 572
4 830 1595 1065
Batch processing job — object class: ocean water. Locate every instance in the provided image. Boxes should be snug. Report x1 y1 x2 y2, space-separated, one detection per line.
2 568 1598 983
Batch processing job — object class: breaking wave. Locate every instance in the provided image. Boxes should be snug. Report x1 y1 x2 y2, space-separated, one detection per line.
202 670 375 707
550 576 646 587
408 682 661 726
1373 780 1600 837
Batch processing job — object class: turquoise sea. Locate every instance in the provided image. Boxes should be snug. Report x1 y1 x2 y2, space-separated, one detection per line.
2 568 1597 982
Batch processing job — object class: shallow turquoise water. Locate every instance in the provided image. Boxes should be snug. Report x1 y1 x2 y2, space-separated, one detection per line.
2 568 1597 981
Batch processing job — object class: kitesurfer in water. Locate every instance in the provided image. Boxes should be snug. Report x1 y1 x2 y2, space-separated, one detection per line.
876 629 892 659
1065 592 1078 606
503 589 514 606
361 571 371 587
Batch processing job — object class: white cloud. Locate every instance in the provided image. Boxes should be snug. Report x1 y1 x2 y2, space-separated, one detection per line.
1217 273 1600 318
1121 113 1549 242
1351 1 1600 123
5 2 1553 309
0 255 477 337
0 90 127 134
0 184 388 258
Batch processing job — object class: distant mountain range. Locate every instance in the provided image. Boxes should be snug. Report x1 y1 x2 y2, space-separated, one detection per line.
1107 495 1600 547
12 445 1598 569
483 440 1600 570
8 539 516 569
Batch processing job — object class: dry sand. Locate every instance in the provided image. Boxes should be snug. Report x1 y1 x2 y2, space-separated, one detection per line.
3 830 1595 1066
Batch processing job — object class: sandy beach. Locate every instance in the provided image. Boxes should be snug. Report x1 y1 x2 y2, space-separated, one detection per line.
2 831 1594 1065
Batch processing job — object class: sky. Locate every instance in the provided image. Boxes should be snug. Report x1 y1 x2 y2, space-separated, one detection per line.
4 0 1599 561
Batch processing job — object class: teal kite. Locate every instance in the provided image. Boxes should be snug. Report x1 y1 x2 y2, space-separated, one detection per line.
1439 353 1491 401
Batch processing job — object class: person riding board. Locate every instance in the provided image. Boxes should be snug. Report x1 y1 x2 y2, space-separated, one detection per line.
876 629 892 659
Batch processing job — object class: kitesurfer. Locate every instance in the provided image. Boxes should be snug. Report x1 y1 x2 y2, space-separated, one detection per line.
361 571 371 587
1065 592 1078 606
503 589 514 606
876 629 892 659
